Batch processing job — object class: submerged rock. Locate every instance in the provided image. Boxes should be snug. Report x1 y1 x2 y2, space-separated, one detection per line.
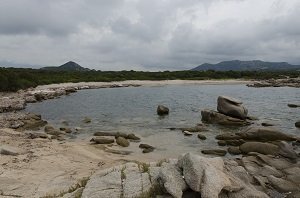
201 110 251 126
288 103 300 108
83 117 91 123
157 105 169 115
217 96 248 120
295 121 300 128
197 134 206 140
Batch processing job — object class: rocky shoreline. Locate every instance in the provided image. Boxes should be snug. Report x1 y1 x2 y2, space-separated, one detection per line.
247 77 300 88
0 81 300 197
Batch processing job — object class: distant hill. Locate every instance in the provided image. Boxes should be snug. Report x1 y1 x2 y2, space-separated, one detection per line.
191 60 300 71
41 61 90 71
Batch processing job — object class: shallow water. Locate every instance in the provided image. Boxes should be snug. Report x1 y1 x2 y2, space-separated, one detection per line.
26 84 300 159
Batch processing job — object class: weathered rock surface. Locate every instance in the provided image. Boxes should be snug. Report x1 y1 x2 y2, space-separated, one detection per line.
157 105 169 115
239 142 279 155
0 112 46 130
201 110 251 126
0 145 25 156
237 127 296 141
0 97 26 113
217 96 248 120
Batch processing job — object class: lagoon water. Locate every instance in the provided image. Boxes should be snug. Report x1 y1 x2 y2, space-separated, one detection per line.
26 84 300 158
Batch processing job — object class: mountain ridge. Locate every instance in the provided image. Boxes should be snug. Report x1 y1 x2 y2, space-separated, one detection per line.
191 60 300 71
41 61 90 71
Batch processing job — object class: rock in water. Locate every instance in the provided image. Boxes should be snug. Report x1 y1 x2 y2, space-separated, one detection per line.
197 134 206 140
237 127 296 141
90 137 114 144
201 110 250 126
288 103 300 108
201 149 227 156
239 142 279 155
157 105 169 115
183 131 193 136
83 117 91 123
295 121 300 128
116 137 130 147
217 96 248 120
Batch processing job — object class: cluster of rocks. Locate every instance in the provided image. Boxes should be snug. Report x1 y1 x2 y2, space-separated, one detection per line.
201 96 252 126
90 131 155 154
79 152 300 198
247 78 300 88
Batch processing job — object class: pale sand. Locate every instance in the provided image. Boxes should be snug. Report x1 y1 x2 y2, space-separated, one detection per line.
35 79 252 90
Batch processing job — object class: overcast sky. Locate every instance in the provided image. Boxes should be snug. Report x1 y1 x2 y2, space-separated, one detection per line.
0 0 299 70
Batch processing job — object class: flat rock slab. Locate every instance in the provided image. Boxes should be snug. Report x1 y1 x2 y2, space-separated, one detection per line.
0 145 25 156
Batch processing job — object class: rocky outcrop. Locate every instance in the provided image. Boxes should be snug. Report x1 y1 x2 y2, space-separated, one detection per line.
157 105 169 115
247 78 300 88
237 127 296 142
201 110 251 126
217 96 248 120
0 97 26 113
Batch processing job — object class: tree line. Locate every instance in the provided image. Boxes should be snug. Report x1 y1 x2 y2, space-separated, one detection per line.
0 67 299 92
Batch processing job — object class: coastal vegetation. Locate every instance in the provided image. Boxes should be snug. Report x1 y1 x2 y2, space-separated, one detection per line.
0 67 300 91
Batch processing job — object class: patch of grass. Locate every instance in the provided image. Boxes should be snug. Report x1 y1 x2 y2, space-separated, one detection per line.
139 163 150 173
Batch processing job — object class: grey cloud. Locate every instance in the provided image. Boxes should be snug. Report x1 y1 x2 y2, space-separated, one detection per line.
0 0 299 70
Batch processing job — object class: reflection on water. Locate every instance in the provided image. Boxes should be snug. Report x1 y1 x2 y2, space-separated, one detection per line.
26 84 300 158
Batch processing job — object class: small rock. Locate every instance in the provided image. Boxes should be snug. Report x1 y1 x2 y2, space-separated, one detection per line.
83 117 91 123
90 137 114 144
126 133 140 141
65 128 72 133
201 149 227 156
93 131 117 136
261 122 274 127
142 148 154 153
116 137 130 147
139 144 155 149
288 104 300 108
218 140 227 146
216 133 242 140
44 125 55 132
197 134 206 140
157 105 169 115
183 131 193 136
228 146 241 155
295 121 300 128
104 148 133 155
61 120 69 126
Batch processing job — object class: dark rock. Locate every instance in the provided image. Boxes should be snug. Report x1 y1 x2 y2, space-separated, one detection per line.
201 110 251 126
142 148 154 153
180 125 208 132
139 144 155 149
261 122 274 127
116 137 130 147
225 139 245 146
90 137 114 144
295 121 300 128
217 96 248 120
115 132 128 138
240 142 279 155
288 104 300 108
228 146 241 155
65 128 72 133
126 133 140 141
218 140 227 146
94 131 117 136
197 134 206 140
215 133 242 140
201 149 227 156
237 127 296 142
157 105 169 115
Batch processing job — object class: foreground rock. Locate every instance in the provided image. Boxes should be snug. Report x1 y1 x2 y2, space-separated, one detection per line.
201 110 251 126
116 136 130 147
157 105 169 115
217 96 248 120
90 137 114 144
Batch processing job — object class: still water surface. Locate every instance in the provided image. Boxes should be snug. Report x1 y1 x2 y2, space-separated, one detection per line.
26 84 300 158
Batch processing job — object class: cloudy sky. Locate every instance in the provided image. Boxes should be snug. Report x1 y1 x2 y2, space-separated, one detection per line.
0 0 299 70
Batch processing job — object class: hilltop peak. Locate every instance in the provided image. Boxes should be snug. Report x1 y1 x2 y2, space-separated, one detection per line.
41 61 90 71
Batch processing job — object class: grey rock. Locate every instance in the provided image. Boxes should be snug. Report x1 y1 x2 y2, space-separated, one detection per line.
201 149 227 156
197 134 206 140
104 148 132 155
139 144 155 149
201 110 250 126
44 125 55 132
116 137 130 147
240 142 279 155
183 131 193 136
157 105 169 115
81 167 122 198
126 133 140 141
227 146 241 155
158 163 187 198
143 148 154 153
268 175 299 193
0 145 25 156
237 127 296 142
217 96 248 120
90 137 114 144
83 117 91 123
